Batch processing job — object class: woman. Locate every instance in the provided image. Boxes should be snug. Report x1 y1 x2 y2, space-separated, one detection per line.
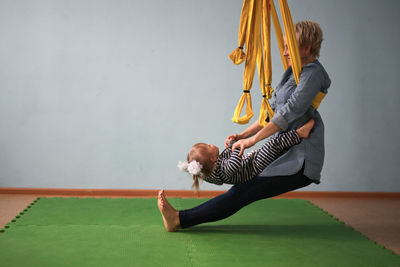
158 20 331 232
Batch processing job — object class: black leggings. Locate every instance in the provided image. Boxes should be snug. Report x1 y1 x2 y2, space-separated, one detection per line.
179 166 313 228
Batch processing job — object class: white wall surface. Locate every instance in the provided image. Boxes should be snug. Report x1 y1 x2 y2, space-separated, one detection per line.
0 0 399 192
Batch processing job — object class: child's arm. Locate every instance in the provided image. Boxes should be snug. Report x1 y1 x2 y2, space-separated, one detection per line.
219 147 232 158
201 146 237 186
253 130 301 174
219 149 243 179
232 121 281 156
202 174 223 185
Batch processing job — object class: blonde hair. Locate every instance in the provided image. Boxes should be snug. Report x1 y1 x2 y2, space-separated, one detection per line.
295 20 323 59
187 143 216 191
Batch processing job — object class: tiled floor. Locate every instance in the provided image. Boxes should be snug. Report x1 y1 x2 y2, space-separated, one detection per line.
1 194 399 255
306 197 400 255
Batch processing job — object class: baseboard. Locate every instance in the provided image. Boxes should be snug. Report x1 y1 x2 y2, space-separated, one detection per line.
0 188 221 198
0 187 399 199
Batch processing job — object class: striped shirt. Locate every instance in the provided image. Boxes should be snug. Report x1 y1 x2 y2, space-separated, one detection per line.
204 130 301 185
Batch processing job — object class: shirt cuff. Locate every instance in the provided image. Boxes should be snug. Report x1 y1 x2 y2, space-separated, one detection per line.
271 112 288 130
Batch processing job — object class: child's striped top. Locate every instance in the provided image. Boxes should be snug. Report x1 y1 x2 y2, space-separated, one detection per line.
204 130 301 185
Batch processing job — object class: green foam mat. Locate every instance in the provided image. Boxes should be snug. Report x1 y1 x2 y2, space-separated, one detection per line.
0 197 399 266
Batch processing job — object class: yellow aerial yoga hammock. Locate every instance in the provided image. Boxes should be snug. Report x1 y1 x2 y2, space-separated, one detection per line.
229 0 326 126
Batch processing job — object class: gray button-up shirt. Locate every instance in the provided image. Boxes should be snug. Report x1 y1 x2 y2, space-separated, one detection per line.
259 60 331 183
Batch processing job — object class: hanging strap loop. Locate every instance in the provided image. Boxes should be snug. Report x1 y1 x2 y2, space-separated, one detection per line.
229 0 251 65
232 93 254 124
231 0 260 124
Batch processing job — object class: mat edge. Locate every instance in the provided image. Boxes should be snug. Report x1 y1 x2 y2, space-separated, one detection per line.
0 197 41 233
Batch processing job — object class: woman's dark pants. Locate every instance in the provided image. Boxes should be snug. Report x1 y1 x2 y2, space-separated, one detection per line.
179 167 313 228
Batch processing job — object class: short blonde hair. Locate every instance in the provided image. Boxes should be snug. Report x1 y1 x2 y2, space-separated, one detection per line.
295 21 323 58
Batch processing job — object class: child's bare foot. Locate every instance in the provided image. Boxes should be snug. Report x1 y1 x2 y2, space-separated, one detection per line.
157 190 180 232
296 119 315 139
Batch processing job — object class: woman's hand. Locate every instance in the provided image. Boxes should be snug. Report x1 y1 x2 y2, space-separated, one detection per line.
225 134 242 148
232 137 256 156
225 121 265 148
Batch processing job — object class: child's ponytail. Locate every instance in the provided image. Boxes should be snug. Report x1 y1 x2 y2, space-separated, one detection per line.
192 174 200 192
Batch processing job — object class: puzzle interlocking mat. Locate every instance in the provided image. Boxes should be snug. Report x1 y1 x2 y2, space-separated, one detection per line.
0 197 399 266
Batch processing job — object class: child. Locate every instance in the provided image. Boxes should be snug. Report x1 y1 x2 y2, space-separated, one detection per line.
178 119 314 190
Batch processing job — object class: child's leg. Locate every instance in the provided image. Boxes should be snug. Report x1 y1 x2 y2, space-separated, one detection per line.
296 119 315 139
253 119 314 173
253 130 301 173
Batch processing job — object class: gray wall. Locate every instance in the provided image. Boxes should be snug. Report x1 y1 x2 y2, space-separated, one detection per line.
0 0 399 192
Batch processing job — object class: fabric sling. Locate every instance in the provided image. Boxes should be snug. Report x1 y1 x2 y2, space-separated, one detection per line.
230 0 326 126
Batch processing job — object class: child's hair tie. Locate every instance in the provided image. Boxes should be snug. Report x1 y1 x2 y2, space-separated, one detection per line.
177 160 203 176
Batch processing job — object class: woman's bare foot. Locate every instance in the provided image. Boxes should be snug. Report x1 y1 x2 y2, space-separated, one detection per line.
157 190 180 232
296 119 315 139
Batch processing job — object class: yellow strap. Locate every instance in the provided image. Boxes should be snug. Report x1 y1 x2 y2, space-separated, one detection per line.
230 0 326 126
229 48 246 65
279 0 301 84
229 0 250 65
258 91 275 126
258 0 274 127
231 0 261 124
270 0 288 70
312 91 326 109
232 93 254 124
278 0 326 110
242 0 260 91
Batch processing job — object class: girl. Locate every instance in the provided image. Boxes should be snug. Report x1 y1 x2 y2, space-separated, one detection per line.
179 119 314 190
